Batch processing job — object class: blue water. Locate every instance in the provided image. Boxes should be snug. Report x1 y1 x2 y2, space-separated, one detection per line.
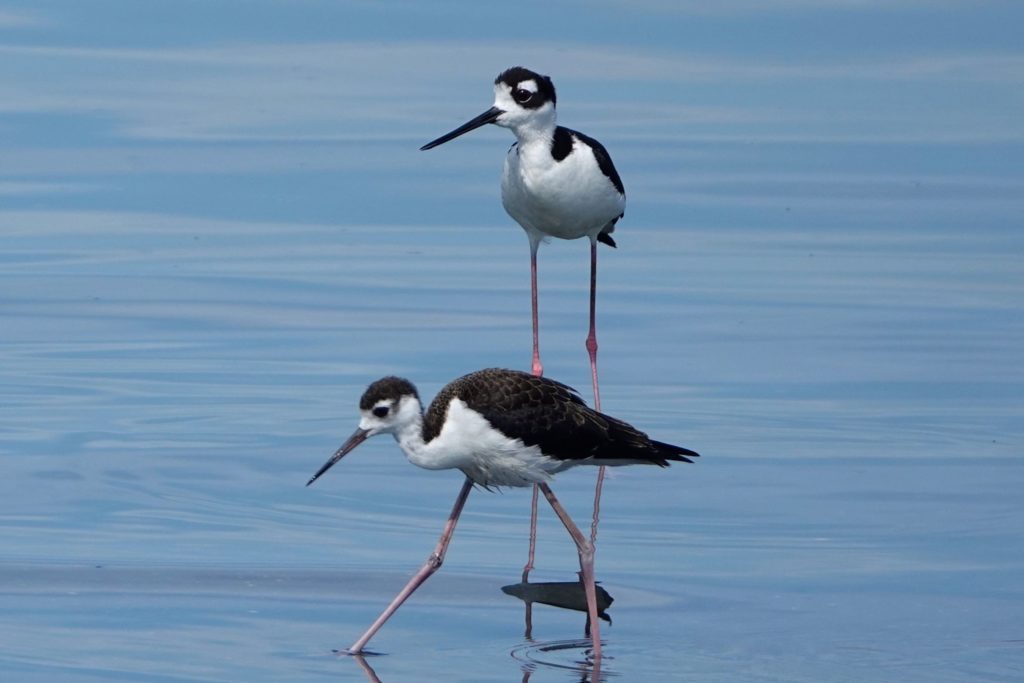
2 2 1023 681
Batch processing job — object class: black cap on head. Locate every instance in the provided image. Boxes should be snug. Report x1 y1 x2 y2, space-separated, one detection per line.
496 66 556 108
359 376 419 410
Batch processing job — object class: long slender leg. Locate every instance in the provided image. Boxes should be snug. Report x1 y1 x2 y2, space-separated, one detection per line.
524 237 543 583
521 484 538 631
590 467 606 547
586 238 600 409
529 238 543 378
537 483 603 662
346 477 474 654
522 484 540 582
586 237 607 546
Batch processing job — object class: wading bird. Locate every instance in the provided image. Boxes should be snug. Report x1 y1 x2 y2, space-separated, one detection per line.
421 66 627 574
307 368 698 657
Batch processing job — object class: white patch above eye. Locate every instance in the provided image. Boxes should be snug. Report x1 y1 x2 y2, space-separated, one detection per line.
368 399 394 419
517 79 538 94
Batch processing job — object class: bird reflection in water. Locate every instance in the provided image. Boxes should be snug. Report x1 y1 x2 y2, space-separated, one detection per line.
345 583 616 682
503 581 614 681
502 580 614 638
351 653 383 683
352 642 607 683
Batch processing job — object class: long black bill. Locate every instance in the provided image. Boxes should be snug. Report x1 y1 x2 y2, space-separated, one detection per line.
306 427 369 486
420 106 503 151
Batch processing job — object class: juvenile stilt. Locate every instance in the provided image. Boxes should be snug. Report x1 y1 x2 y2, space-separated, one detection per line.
306 368 698 655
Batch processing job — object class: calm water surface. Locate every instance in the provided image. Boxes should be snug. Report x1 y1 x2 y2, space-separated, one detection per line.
2 2 1023 682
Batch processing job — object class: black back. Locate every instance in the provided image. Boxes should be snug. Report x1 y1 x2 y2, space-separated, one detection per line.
551 126 625 197
550 126 624 248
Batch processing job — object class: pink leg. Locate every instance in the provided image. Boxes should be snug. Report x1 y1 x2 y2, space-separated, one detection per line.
587 238 607 546
346 477 474 654
529 239 543 378
537 483 603 662
524 238 543 583
586 239 600 410
590 467 606 547
522 484 539 582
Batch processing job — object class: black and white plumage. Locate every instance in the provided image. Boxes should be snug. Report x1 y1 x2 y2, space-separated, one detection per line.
420 67 625 381
306 368 698 657
421 66 625 251
307 368 698 489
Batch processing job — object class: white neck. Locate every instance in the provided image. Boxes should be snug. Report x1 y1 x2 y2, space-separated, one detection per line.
493 87 557 146
510 109 556 146
387 395 442 470
391 396 504 473
394 421 428 464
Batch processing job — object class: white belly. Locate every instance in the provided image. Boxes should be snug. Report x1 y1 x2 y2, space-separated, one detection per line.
413 399 571 488
501 142 624 243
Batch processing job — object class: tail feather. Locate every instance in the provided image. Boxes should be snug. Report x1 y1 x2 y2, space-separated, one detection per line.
595 412 700 466
597 215 621 248
650 439 700 466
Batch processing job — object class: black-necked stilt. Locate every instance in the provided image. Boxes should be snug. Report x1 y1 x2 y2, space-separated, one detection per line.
307 368 698 657
421 66 627 578
420 67 624 388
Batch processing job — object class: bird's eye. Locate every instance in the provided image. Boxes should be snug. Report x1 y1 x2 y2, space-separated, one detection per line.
514 88 532 103
372 406 389 418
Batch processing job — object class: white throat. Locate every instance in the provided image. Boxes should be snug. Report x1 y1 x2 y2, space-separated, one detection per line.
493 88 557 144
388 395 427 460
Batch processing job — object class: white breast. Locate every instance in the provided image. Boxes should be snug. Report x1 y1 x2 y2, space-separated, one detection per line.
501 137 624 242
416 399 568 488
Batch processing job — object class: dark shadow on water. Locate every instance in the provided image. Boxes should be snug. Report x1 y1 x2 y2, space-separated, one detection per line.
504 580 614 644
501 581 615 625
333 647 386 657
502 581 616 680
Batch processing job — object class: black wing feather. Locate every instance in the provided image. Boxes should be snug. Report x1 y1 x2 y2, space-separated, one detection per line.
554 127 624 248
429 369 697 466
560 127 625 196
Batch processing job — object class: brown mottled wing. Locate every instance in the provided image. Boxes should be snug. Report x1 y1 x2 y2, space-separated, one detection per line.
430 369 696 465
